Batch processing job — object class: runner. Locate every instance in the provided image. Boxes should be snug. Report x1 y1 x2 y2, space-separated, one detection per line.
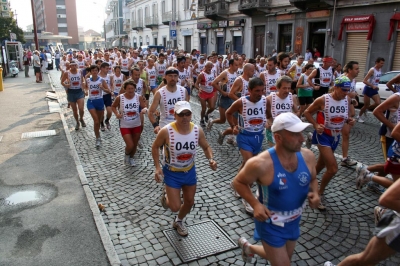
287 55 305 93
176 56 191 100
276 52 290 77
296 63 315 119
84 64 111 148
98 62 114 131
307 56 335 100
357 57 385 123
146 58 158 95
152 101 217 236
234 112 319 264
119 50 132 79
227 77 268 214
155 53 167 87
207 58 239 133
148 67 189 133
112 80 147 167
303 76 355 210
260 57 281 96
195 62 216 127
266 75 299 147
61 61 86 130
112 65 125 97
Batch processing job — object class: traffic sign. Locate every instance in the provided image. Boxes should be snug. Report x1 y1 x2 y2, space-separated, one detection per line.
10 32 16 40
170 30 177 40
170 21 176 30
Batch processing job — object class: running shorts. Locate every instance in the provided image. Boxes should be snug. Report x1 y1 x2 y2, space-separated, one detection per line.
254 217 301 248
312 131 341 151
199 91 214 100
375 209 400 252
237 131 264 155
87 98 104 111
163 165 197 189
363 86 379 98
67 89 84 103
103 94 112 107
120 126 142 136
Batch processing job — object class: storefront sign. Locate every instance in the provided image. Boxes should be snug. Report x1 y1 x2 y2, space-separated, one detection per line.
294 27 303 55
214 28 224 32
229 21 235 27
276 14 294 21
306 10 330 18
229 27 241 31
198 30 206 33
219 21 227 27
388 12 400 40
181 29 193 36
197 23 211 29
217 32 224 37
338 15 375 40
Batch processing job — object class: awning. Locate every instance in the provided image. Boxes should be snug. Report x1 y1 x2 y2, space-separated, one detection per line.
338 15 375 41
388 12 400 40
111 39 120 46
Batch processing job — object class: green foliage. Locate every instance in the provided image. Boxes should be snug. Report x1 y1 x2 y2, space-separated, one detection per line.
0 17 25 43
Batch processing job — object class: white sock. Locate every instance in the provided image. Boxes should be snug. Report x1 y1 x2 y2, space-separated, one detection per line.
175 217 182 222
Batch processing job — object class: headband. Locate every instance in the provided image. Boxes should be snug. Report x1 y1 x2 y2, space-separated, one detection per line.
165 69 179 75
322 57 333 62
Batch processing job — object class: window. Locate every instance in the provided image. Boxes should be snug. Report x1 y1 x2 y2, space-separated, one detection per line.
161 1 165 14
185 0 189 10
145 7 149 17
56 5 66 9
59 32 68 36
58 23 67 27
153 3 157 16
57 14 66 18
58 27 68 32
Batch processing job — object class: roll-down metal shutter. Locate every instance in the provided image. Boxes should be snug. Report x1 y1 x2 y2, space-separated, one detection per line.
345 32 368 82
392 32 400 71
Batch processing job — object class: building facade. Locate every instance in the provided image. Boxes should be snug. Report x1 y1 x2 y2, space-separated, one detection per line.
1 0 10 17
105 0 129 48
32 0 79 48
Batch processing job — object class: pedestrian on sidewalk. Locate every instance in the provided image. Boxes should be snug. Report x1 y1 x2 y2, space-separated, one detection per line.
23 51 30 77
152 101 217 236
32 51 41 83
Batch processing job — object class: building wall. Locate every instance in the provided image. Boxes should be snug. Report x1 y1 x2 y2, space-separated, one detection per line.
43 0 57 33
64 0 79 47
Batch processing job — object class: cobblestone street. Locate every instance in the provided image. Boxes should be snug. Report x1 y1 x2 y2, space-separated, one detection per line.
49 71 400 266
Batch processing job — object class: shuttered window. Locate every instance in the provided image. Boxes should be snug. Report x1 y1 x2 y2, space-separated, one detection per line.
345 32 369 82
393 32 400 71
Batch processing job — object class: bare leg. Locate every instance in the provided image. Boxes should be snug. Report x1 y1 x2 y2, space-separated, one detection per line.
317 145 338 195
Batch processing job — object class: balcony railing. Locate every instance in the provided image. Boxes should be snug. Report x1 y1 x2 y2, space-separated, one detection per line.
238 0 270 15
204 1 228 20
161 11 179 25
145 15 159 28
131 20 144 30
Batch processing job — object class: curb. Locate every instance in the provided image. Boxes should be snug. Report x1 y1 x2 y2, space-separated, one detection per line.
47 73 121 266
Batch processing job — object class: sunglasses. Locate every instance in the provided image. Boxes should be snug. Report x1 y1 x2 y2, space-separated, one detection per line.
177 111 192 117
341 88 350 92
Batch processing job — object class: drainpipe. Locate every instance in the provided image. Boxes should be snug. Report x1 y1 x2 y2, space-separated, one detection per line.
330 0 337 52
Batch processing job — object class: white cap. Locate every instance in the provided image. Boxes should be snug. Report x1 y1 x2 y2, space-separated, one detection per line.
174 101 192 114
271 112 311 133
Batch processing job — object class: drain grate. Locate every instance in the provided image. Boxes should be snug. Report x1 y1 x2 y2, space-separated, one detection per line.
21 130 56 139
163 220 238 263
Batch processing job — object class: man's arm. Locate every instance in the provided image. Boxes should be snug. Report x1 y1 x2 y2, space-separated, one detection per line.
226 99 242 133
228 78 242 101
148 91 161 133
379 177 400 213
386 74 400 93
233 154 273 221
363 68 376 88
390 121 400 143
301 148 320 209
303 97 325 134
195 73 204 91
211 71 228 96
151 128 168 183
307 69 319 89
198 128 217 171
61 72 70 88
372 94 400 131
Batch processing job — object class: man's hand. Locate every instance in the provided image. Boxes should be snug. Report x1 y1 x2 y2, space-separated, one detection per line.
153 126 161 134
347 118 355 126
253 202 272 222
115 113 123 119
307 192 320 209
314 123 325 134
232 125 239 135
154 169 164 183
209 159 217 171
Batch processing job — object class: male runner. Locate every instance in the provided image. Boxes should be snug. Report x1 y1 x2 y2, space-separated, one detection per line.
98 62 114 131
260 57 281 96
307 56 335 100
195 61 216 127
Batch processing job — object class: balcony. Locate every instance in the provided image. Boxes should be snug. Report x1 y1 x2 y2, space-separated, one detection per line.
204 1 228 21
131 20 144 31
124 19 131 31
145 15 159 29
161 11 179 26
289 0 333 11
238 0 270 16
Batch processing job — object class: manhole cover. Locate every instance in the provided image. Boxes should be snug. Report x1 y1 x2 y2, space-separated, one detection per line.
163 220 238 263
21 130 56 139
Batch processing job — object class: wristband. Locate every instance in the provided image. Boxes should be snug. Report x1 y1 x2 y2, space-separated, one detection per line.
152 122 159 128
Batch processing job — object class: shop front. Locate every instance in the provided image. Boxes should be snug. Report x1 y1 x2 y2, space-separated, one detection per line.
388 12 400 70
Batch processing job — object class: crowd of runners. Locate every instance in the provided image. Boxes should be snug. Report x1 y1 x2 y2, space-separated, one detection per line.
57 47 400 266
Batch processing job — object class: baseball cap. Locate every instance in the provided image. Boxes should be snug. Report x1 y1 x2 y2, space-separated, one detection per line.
334 76 351 88
271 112 311 133
174 101 192 114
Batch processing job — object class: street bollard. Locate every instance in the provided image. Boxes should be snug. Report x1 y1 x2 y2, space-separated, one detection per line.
0 67 3 91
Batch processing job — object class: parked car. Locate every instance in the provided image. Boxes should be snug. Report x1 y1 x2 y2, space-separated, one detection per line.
289 59 322 69
46 52 53 70
355 71 400 104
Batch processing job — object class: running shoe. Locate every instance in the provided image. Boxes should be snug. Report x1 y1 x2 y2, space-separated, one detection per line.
100 124 105 131
356 164 371 189
230 181 240 198
160 187 168 209
238 237 254 263
173 219 188 236
357 115 365 123
129 158 136 167
217 131 225 145
226 136 237 146
124 154 130 166
206 118 214 132
242 199 254 215
80 119 86 127
137 141 143 150
374 206 386 226
341 156 357 167
75 122 80 131
367 182 385 194
318 195 326 211
105 120 111 130
305 132 313 149
200 120 206 127
204 114 209 123
324 262 336 266
95 138 101 148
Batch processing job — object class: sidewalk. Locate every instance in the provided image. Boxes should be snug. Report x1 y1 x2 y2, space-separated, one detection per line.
0 70 112 266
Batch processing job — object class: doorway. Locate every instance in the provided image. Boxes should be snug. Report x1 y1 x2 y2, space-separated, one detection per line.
308 21 327 58
253 26 265 57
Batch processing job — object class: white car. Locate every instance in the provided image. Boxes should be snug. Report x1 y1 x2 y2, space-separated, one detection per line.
289 59 322 69
355 71 400 104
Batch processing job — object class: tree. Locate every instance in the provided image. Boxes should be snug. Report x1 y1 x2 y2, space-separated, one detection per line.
0 17 25 43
